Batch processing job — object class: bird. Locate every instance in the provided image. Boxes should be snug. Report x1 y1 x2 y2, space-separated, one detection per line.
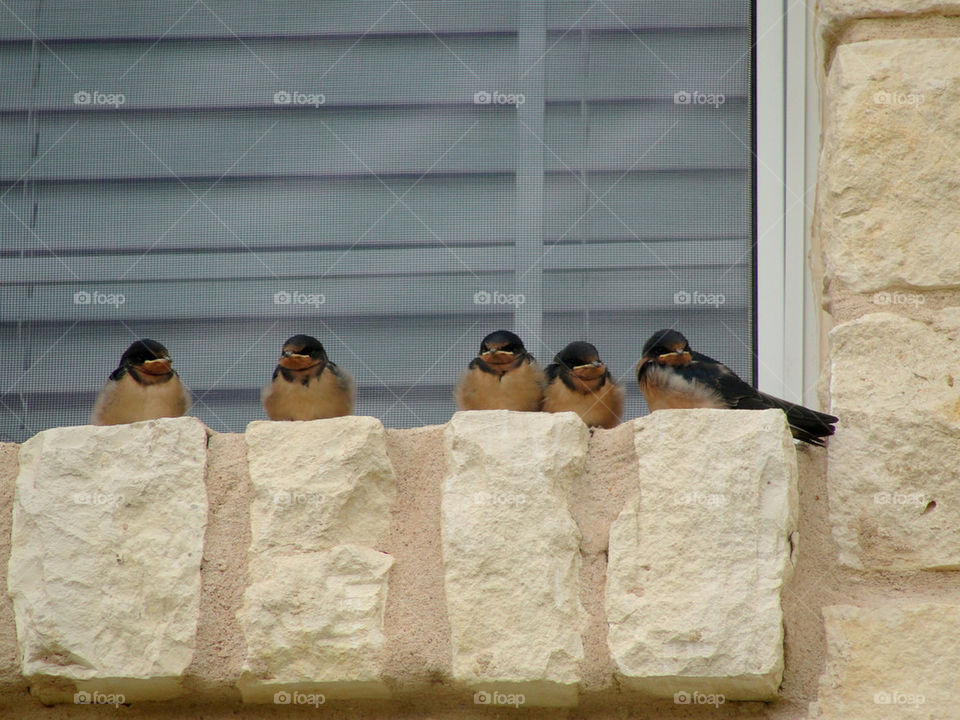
261 334 354 421
90 338 191 426
636 329 838 445
543 341 623 429
454 330 545 412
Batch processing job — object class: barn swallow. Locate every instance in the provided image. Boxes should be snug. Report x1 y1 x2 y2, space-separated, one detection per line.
543 341 623 429
90 339 191 426
454 330 545 412
636 329 838 446
261 334 354 421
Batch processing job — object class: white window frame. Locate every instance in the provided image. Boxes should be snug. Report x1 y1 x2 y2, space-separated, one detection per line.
756 0 814 405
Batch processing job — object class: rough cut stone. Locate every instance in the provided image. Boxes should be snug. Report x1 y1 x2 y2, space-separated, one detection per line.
819 0 960 28
238 417 397 701
828 313 960 570
606 409 798 700
819 39 960 292
7 418 208 703
237 545 393 702
808 604 960 719
441 410 588 707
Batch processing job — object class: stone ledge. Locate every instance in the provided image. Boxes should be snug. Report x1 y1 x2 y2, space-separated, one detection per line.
0 411 807 708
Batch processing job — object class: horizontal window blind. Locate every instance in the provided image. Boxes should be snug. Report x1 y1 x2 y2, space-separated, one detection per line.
0 0 752 441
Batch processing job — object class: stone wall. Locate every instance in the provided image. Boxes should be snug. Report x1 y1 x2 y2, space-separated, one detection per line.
1 411 809 717
810 2 960 718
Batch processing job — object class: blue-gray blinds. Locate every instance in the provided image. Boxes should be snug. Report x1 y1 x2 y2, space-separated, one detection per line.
0 1 753 441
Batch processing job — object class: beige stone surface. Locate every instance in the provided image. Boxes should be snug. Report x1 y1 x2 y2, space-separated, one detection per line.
819 38 960 293
828 313 960 570
606 409 799 700
819 0 960 24
237 545 394 702
441 411 589 707
244 417 397 562
239 417 398 700
6 418 208 702
808 603 959 719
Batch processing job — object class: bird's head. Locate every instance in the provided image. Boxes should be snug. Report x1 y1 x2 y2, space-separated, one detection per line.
478 330 528 366
554 341 606 380
278 334 328 370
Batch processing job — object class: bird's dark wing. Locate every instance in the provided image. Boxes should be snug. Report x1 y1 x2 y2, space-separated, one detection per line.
544 362 561 382
686 351 837 446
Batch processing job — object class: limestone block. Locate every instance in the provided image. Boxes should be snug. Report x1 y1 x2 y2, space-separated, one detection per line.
606 409 798 700
819 0 960 28
828 313 960 570
819 39 960 292
238 417 397 701
237 545 393 703
808 604 959 719
441 410 588 707
7 418 208 702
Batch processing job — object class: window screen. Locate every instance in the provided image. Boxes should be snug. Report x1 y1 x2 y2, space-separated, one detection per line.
0 1 753 441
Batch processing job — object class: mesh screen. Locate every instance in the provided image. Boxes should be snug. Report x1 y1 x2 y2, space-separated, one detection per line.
1 1 753 440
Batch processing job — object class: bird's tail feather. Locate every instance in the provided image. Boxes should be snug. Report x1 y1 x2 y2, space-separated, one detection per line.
759 392 838 446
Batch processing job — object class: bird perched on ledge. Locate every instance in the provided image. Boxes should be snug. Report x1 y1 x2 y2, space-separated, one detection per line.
543 341 623 429
262 334 354 421
90 339 191 425
637 329 838 446
455 330 545 412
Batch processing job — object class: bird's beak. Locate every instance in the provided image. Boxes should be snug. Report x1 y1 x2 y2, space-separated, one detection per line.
481 349 516 365
140 357 172 375
573 360 605 379
657 350 691 366
279 352 315 370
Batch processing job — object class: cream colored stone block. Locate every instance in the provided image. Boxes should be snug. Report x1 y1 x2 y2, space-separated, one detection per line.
441 410 588 707
7 418 208 703
244 417 396 560
239 417 397 701
819 39 960 292
808 604 958 719
237 545 393 703
606 409 798 700
828 313 960 570
819 0 960 27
